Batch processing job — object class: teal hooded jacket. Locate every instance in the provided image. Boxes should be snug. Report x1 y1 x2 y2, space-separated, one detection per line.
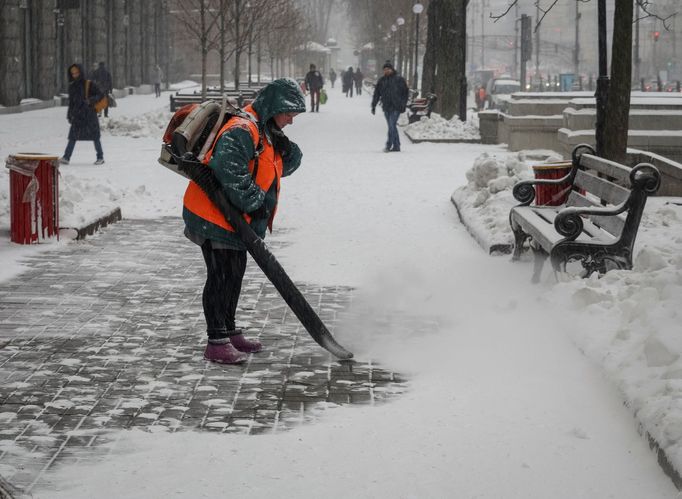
183 78 306 250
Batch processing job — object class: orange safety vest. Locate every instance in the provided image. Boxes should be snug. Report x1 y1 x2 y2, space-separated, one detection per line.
183 105 282 233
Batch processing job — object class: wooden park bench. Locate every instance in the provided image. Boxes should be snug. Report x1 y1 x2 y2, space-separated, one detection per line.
407 92 437 124
509 144 661 281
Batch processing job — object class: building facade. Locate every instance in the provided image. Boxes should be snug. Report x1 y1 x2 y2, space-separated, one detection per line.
0 0 172 107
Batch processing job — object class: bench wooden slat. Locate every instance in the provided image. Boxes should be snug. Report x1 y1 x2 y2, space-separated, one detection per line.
573 169 630 205
579 154 631 182
566 191 626 236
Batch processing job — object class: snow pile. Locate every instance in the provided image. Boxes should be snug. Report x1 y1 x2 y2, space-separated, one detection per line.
547 200 682 470
451 151 538 251
404 112 481 141
102 109 171 139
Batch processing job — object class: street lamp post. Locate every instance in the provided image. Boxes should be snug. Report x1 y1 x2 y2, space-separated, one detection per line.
391 24 397 63
412 2 423 91
396 16 405 75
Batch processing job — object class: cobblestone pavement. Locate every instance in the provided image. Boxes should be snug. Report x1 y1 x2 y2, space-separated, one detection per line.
0 218 407 494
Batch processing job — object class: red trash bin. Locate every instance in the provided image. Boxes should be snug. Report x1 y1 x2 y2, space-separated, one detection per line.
6 153 60 244
531 161 573 206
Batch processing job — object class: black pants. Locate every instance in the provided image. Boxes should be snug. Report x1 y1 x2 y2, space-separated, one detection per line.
200 240 247 339
310 89 320 112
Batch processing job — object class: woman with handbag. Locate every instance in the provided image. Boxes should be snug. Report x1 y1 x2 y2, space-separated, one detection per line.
60 63 105 166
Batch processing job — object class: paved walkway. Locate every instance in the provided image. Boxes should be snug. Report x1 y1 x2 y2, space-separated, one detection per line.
0 219 406 494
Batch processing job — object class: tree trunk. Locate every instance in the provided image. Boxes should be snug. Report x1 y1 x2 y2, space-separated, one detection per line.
421 0 439 97
437 0 467 120
602 0 633 163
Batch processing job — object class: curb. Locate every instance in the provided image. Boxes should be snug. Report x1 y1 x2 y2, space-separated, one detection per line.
404 130 481 144
450 193 512 255
62 207 122 240
0 474 19 499
637 416 682 490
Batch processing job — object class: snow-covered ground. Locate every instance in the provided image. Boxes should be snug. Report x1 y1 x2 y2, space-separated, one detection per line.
1 84 680 498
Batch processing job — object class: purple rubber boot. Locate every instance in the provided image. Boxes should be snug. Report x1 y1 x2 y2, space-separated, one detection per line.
229 330 263 353
204 338 247 364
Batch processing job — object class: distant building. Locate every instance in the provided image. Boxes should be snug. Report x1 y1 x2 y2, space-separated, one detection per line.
0 0 172 107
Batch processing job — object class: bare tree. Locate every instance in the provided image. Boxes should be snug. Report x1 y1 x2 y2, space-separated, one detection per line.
433 0 467 120
300 0 337 42
171 0 221 99
602 0 633 163
421 0 440 96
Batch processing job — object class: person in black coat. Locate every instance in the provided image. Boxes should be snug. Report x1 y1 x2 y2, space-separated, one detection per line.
60 63 105 165
342 66 354 98
90 61 112 117
354 68 364 96
304 63 324 112
371 61 409 152
329 68 337 88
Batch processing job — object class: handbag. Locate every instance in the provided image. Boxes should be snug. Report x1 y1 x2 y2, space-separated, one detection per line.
320 88 328 105
85 80 108 112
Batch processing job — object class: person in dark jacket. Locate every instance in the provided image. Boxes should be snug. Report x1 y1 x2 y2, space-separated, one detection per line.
371 61 409 152
183 78 306 364
353 68 364 96
304 63 324 112
329 68 337 88
90 61 112 117
342 66 354 98
60 63 105 165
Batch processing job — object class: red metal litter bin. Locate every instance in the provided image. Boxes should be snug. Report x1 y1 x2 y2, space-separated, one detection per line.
6 153 60 244
531 161 573 206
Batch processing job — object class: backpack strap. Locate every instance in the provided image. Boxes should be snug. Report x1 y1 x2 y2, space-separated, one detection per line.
234 109 264 180
85 80 90 99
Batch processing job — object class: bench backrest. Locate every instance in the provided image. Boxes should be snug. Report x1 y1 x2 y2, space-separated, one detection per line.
567 153 631 237
566 147 660 245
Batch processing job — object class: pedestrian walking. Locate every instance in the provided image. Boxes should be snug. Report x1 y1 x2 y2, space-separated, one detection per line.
342 66 354 98
478 86 487 110
354 68 364 96
329 68 337 89
60 63 105 165
183 78 306 364
154 64 164 98
371 61 409 153
90 61 112 117
304 63 324 112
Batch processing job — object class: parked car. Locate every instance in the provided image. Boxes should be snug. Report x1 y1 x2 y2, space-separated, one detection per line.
486 78 521 109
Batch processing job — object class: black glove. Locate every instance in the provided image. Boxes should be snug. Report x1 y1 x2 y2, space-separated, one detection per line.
248 203 271 220
371 107 376 115
267 120 291 156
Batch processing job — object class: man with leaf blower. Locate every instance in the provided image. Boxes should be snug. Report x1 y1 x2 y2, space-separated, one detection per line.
183 78 306 364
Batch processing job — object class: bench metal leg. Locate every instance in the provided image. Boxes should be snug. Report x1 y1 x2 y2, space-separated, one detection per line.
530 243 547 283
511 226 528 261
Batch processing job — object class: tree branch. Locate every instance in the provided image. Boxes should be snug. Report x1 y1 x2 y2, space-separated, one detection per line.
635 0 676 31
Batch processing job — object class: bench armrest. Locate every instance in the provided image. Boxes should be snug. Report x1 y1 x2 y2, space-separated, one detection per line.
512 168 576 206
554 164 660 240
554 203 628 240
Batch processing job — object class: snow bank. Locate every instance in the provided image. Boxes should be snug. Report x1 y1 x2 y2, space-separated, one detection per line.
548 200 682 470
102 109 171 139
450 151 560 251
404 112 481 141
